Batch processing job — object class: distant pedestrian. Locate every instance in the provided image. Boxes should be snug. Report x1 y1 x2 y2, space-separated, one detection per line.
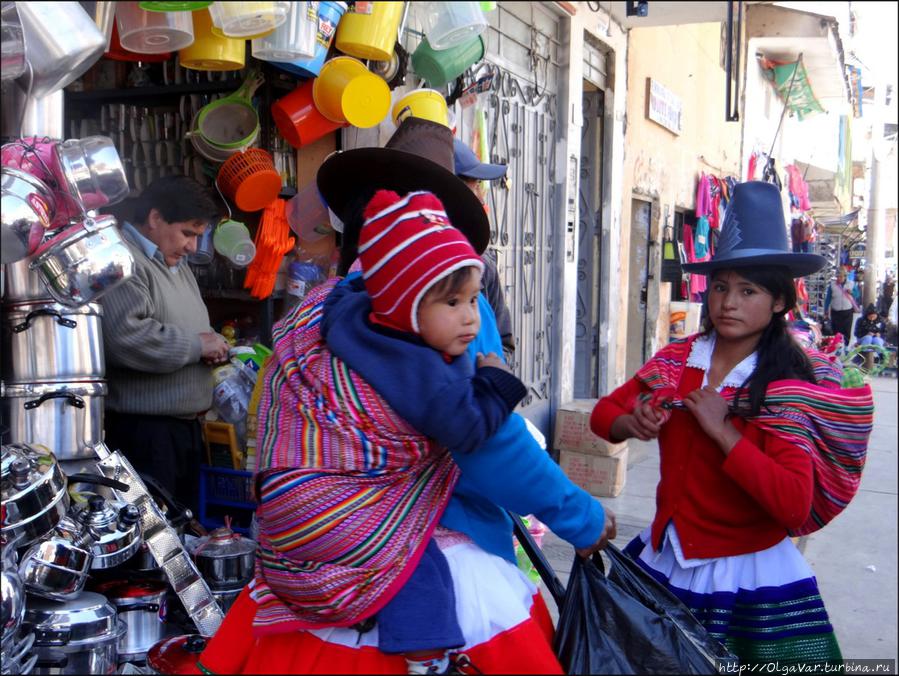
824 267 858 345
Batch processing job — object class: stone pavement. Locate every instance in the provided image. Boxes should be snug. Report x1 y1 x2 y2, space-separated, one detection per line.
537 376 898 666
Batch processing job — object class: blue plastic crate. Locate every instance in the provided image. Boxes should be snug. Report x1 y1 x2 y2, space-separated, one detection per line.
198 465 256 533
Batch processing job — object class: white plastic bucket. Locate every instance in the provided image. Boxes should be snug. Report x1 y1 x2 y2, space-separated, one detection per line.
421 1 487 51
251 1 317 62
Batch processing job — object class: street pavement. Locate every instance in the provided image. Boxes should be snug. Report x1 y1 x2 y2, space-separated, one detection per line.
538 375 898 666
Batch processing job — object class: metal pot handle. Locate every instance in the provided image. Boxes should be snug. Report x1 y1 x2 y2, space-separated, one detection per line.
34 652 69 668
12 309 77 333
23 391 84 410
67 473 130 493
117 602 160 614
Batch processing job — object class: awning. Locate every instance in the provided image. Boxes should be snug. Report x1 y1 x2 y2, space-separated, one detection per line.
818 210 860 227
761 56 825 120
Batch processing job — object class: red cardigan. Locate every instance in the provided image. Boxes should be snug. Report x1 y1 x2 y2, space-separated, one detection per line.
590 367 814 559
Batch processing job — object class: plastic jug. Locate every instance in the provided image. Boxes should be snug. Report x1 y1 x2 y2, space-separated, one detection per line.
251 0 317 62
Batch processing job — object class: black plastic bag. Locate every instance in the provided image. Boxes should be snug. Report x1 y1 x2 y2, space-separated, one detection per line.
553 544 738 674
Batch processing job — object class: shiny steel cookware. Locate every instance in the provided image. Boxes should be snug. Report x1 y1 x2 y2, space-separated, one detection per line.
30 215 133 308
2 258 54 304
146 634 207 675
91 579 167 661
1 541 25 649
211 587 240 614
23 591 125 675
1 380 106 460
0 444 69 548
17 527 94 602
68 492 141 569
54 136 129 213
189 526 255 591
1 167 56 265
2 302 104 383
0 630 38 675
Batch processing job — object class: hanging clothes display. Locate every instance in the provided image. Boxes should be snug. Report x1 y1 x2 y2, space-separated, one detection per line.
695 173 712 218
785 164 811 211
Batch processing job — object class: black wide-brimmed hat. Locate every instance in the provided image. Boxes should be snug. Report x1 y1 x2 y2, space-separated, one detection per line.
682 181 826 278
317 118 490 254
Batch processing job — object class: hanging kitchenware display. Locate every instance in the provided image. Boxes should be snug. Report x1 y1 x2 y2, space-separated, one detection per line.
0 444 70 550
208 1 290 38
15 1 107 99
251 0 316 62
189 524 255 591
0 1 26 82
1 167 56 265
3 302 105 384
89 579 166 662
270 0 346 79
216 149 281 212
271 79 348 150
77 1 116 51
23 591 126 675
30 214 135 308
2 257 53 305
334 0 403 62
411 33 486 89
0 380 107 461
420 1 488 51
391 88 450 128
53 136 130 214
68 493 141 569
146 634 207 675
186 70 264 161
115 1 195 54
312 56 391 128
212 219 256 268
104 21 171 61
178 6 244 71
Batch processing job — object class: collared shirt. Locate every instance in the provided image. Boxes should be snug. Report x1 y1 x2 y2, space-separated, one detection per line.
122 221 182 273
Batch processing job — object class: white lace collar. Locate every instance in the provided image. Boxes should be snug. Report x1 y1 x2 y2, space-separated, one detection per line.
685 332 757 391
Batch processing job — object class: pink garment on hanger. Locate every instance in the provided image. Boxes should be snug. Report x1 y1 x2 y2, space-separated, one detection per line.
695 174 712 217
785 164 811 211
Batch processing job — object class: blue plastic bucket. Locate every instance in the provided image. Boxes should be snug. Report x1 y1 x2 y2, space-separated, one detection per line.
271 1 347 79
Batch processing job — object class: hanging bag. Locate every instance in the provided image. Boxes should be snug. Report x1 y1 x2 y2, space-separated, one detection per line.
553 545 737 674
660 225 682 283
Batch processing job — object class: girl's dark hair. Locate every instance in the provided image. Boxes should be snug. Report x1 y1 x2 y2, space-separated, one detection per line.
425 266 480 300
703 265 817 415
336 186 376 276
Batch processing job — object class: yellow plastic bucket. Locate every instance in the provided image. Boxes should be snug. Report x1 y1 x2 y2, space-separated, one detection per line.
312 56 391 128
391 89 449 128
179 9 245 70
334 1 403 61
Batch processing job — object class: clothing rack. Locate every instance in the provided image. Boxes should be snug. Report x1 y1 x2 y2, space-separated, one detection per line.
697 155 727 175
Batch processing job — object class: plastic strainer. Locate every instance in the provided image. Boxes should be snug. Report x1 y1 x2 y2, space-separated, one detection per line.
196 69 265 151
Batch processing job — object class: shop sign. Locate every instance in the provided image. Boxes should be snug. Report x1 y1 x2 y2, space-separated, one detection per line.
646 78 682 135
848 242 866 260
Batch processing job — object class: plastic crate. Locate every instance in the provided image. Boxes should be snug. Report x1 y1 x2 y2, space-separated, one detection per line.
198 465 256 534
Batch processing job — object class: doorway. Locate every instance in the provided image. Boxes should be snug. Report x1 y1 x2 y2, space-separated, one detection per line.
626 199 653 378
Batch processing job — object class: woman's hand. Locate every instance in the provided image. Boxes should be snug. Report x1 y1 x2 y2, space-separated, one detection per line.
576 508 617 558
610 400 663 441
683 386 741 454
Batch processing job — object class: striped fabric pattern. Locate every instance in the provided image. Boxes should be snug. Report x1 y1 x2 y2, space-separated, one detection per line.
635 334 873 536
359 190 484 334
251 278 461 634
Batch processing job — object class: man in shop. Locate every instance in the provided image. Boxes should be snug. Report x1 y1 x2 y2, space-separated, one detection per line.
824 266 859 347
454 138 516 363
99 175 230 513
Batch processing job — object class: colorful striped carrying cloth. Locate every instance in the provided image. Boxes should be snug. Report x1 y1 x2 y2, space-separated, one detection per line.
250 278 460 635
635 334 873 536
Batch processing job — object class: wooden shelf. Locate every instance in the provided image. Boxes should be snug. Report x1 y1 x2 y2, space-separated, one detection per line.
65 80 243 103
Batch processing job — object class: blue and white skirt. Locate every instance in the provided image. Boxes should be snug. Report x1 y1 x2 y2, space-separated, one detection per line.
624 525 842 664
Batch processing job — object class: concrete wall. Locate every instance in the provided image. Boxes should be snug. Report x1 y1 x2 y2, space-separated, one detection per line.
615 22 742 384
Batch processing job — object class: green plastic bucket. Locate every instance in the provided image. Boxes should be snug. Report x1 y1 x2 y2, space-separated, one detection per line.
411 34 485 89
139 1 212 11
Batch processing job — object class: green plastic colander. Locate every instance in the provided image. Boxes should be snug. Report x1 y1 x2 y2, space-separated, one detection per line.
196 69 265 151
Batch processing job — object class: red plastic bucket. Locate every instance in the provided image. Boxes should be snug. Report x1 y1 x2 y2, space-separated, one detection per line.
271 80 347 149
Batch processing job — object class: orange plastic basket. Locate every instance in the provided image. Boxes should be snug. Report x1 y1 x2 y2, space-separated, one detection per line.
217 149 282 212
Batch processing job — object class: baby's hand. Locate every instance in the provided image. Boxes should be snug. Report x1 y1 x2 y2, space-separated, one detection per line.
477 351 510 373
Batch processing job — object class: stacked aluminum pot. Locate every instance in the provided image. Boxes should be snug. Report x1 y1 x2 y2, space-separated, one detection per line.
188 526 256 614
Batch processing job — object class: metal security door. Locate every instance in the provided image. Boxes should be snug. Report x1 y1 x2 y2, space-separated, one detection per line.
626 199 653 378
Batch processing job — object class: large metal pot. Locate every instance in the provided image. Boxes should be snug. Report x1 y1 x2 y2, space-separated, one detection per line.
189 526 255 591
91 579 167 661
30 215 134 308
0 444 69 548
54 136 129 213
1 381 106 460
2 302 104 383
17 529 94 602
23 591 126 675
1 167 56 265
16 2 107 100
2 258 54 304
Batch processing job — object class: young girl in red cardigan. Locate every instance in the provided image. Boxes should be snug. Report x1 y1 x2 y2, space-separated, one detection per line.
591 181 874 664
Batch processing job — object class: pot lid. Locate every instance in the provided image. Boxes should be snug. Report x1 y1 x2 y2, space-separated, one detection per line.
92 578 167 600
24 591 120 645
72 495 118 529
147 634 207 674
191 526 256 560
0 444 62 507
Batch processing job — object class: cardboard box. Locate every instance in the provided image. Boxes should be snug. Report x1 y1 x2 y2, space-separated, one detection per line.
553 399 628 456
558 447 628 497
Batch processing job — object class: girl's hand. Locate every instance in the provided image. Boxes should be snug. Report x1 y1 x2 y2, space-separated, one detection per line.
683 386 741 453
610 400 663 441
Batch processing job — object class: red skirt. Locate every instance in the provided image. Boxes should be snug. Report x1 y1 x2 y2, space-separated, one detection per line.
196 541 564 675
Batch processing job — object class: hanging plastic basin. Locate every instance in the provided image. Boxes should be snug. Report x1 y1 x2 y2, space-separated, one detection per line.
139 1 211 10
104 18 172 60
286 180 330 241
217 149 281 212
269 1 346 79
208 1 289 38
179 7 245 70
391 89 449 128
411 34 485 89
271 80 347 149
116 1 195 54
251 1 316 62
334 0 403 62
312 56 390 128
421 1 488 51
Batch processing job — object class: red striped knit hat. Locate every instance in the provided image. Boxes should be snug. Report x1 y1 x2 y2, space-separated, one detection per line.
359 190 484 334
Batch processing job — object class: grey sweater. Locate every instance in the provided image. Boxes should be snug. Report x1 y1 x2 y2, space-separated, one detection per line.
100 227 213 416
